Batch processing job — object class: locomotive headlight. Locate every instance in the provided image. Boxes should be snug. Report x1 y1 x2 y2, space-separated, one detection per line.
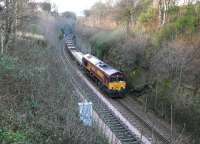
108 81 126 91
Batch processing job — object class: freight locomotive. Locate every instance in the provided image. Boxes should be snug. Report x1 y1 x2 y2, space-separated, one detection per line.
64 34 126 97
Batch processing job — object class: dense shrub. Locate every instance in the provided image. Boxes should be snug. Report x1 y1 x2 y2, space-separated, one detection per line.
90 30 124 58
138 7 157 23
155 23 177 46
155 15 197 46
0 129 26 144
175 15 197 34
0 55 16 79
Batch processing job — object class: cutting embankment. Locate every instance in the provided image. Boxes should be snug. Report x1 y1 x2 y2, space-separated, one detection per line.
0 10 108 144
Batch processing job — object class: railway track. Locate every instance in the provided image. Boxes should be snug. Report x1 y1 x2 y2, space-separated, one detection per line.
81 77 171 144
60 44 143 144
117 100 170 144
61 34 188 144
79 71 171 144
67 48 170 144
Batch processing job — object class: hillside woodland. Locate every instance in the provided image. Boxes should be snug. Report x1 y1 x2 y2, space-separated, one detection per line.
0 1 107 144
77 0 200 143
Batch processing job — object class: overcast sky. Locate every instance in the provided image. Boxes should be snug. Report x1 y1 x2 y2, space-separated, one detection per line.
35 0 103 16
35 0 192 16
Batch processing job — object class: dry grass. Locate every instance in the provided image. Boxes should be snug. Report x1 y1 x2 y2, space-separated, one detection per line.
0 12 108 144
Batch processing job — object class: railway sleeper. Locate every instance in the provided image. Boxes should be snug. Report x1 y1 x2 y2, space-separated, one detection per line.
98 113 119 122
95 106 107 111
111 127 127 132
116 133 137 140
121 138 138 143
103 118 117 122
99 109 112 113
103 112 116 117
115 131 135 137
98 109 111 114
120 140 140 144
100 114 113 119
120 138 139 143
112 124 127 130
107 123 121 127
106 121 121 126
117 134 137 140
116 133 134 139
123 141 141 144
102 114 116 120
104 120 120 126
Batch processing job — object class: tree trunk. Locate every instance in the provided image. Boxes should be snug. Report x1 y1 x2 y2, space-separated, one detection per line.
1 31 4 54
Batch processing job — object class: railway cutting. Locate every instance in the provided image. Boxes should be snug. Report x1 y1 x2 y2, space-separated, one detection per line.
61 34 153 144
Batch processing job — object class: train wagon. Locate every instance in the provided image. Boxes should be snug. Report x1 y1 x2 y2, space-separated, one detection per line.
71 50 84 65
82 54 126 96
65 40 76 56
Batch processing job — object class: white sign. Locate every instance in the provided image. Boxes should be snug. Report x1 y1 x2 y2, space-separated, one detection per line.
78 102 93 126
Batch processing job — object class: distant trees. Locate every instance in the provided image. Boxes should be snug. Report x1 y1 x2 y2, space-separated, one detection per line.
0 0 56 54
83 10 91 18
0 0 15 54
114 0 134 35
82 1 117 29
40 2 51 12
0 0 30 54
152 0 176 25
61 11 77 35
62 11 76 20
85 2 110 26
81 0 153 32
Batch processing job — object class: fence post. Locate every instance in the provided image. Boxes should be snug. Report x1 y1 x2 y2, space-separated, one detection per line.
170 104 173 144
140 128 143 141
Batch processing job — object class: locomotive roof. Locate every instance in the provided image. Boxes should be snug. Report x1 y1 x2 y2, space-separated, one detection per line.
83 54 121 76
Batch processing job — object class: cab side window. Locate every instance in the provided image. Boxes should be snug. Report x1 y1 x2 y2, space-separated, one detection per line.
83 59 88 66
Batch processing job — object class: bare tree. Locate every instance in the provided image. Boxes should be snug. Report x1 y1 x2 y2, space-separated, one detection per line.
157 0 176 25
0 0 29 54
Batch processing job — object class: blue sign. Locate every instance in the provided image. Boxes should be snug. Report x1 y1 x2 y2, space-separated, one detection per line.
78 102 93 126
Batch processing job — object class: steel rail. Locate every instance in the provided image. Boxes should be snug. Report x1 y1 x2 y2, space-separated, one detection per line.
61 41 143 144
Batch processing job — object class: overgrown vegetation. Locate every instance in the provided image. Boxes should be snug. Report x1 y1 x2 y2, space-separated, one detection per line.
0 1 107 144
155 4 200 45
77 0 200 143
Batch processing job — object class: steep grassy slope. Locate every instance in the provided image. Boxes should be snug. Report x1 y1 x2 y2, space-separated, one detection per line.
0 12 108 144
